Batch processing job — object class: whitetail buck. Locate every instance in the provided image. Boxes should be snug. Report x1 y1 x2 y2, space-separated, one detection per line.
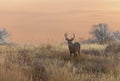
64 33 81 57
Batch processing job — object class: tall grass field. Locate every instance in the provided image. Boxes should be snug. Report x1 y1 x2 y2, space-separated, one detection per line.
0 43 120 81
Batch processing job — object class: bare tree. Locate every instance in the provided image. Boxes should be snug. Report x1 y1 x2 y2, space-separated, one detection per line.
64 33 81 57
90 23 112 44
0 28 9 44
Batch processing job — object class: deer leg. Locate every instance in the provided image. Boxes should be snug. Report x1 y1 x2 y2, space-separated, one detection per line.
70 52 72 57
78 50 80 56
76 53 77 56
74 52 77 57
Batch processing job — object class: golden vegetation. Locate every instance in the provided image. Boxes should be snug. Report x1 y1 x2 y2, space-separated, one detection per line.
0 44 120 81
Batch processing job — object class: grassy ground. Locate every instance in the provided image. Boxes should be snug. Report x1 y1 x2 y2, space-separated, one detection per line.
0 44 120 81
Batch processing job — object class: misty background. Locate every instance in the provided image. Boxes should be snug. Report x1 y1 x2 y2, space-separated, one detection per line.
0 0 120 43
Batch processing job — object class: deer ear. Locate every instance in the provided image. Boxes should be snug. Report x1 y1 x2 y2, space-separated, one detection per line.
65 38 69 41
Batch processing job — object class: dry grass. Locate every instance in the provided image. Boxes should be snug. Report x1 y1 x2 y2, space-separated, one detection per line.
0 44 120 81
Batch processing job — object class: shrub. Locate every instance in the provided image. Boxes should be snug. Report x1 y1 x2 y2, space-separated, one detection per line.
105 43 120 54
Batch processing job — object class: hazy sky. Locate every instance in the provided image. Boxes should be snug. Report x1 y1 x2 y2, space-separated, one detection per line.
0 0 120 43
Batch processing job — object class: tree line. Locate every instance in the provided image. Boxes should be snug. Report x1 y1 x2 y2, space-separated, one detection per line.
0 23 120 44
89 23 120 44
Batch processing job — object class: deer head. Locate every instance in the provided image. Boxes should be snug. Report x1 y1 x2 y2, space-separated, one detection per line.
64 33 75 42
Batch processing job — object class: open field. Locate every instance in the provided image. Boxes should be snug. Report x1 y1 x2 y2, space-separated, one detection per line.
0 43 120 81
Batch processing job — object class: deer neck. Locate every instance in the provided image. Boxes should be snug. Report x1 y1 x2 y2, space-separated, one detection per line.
68 41 73 47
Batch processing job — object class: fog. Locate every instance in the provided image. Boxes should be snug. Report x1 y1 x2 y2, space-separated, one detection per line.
0 0 120 43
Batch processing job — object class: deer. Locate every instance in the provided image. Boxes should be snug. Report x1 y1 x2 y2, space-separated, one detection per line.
64 33 81 57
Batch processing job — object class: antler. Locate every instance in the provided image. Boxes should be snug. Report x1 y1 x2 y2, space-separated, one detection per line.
64 33 69 40
64 33 67 38
70 33 75 41
64 33 75 41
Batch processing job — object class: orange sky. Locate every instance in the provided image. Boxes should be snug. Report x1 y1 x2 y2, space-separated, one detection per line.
0 0 120 44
